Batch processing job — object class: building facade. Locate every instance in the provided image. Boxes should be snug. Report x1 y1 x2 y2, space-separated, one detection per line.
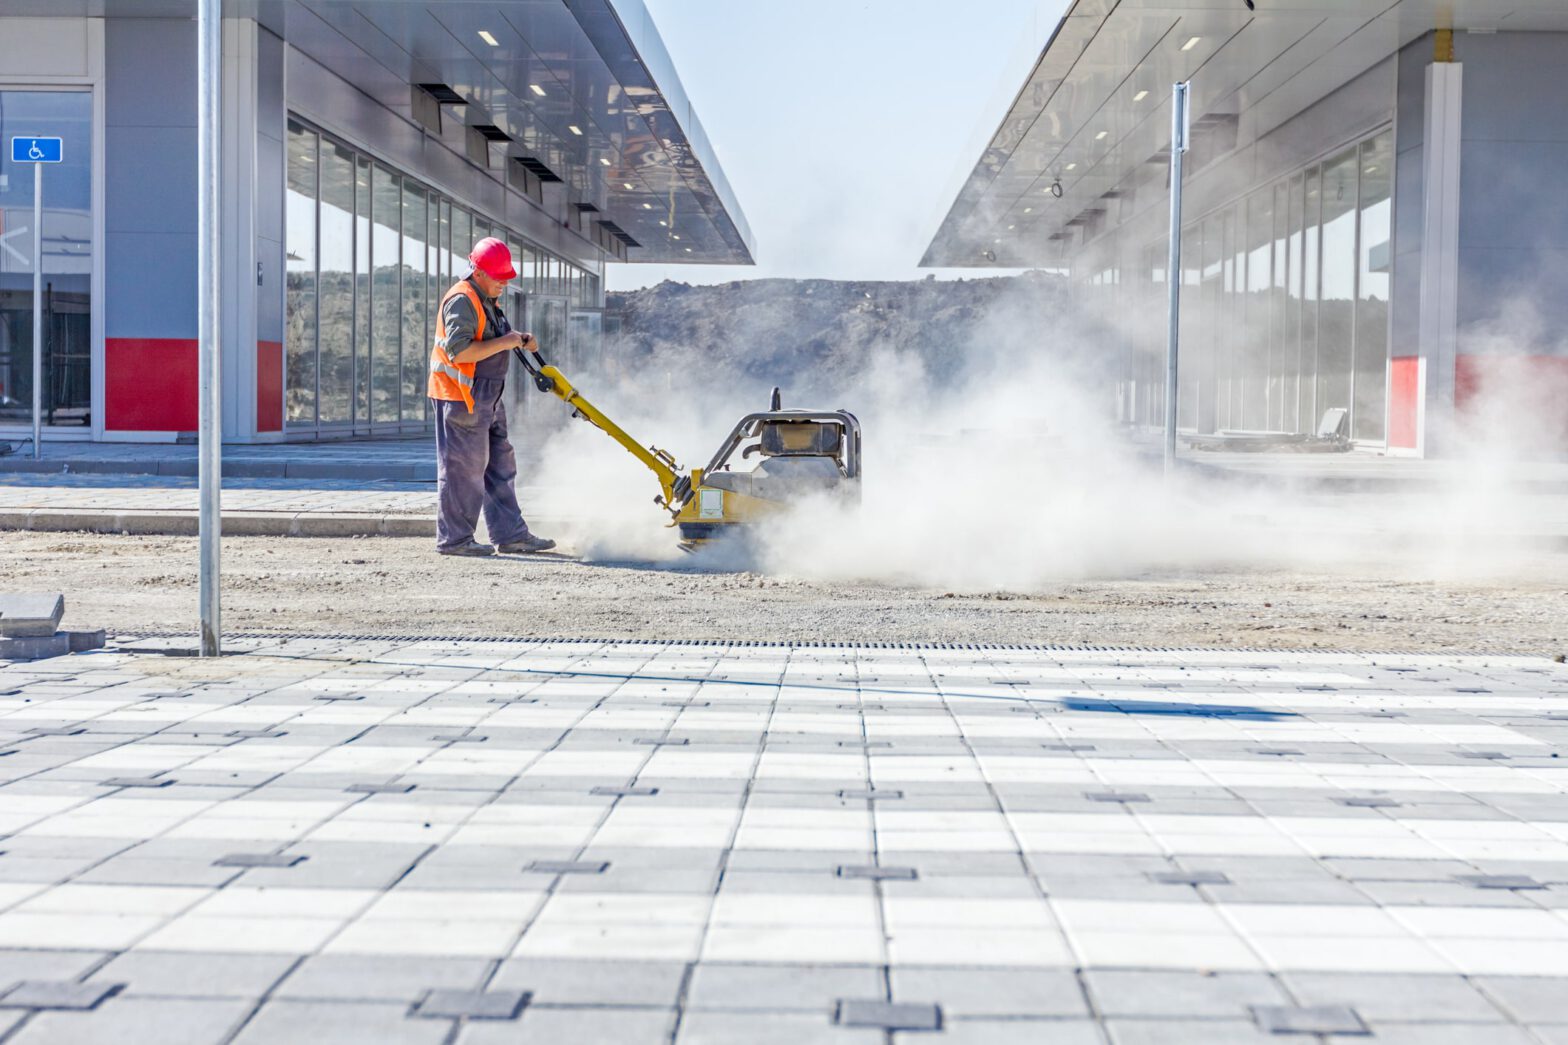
924 1 1568 457
0 0 752 445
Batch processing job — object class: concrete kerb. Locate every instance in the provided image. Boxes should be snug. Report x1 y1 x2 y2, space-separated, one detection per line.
0 509 437 539
0 458 437 481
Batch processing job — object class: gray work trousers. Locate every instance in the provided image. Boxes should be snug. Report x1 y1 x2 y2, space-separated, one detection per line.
432 377 532 551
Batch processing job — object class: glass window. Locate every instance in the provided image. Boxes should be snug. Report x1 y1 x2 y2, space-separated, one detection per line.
285 121 318 425
354 157 371 426
1242 190 1273 430
401 184 428 424
1283 173 1305 433
1317 147 1358 422
1355 132 1393 441
317 142 355 425
0 90 93 428
1300 168 1322 431
371 165 401 424
453 208 473 273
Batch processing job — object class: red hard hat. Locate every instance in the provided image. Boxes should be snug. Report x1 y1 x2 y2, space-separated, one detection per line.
469 237 517 281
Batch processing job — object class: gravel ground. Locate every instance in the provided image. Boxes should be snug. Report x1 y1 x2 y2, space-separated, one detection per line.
6 531 1567 654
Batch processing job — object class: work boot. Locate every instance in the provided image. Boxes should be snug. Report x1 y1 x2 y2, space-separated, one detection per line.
437 540 495 557
497 533 556 554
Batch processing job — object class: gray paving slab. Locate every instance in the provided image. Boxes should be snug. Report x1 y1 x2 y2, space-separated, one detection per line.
277 956 492 1002
230 1000 453 1045
4 997 253 1045
456 1008 676 1044
686 964 885 1013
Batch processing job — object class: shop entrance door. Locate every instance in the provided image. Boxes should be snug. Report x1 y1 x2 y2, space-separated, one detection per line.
0 90 92 433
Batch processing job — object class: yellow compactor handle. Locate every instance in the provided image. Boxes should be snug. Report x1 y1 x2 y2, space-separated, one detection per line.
526 359 691 512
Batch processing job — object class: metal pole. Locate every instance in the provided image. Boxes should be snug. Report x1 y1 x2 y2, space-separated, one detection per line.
31 162 41 460
1164 81 1189 477
198 0 222 656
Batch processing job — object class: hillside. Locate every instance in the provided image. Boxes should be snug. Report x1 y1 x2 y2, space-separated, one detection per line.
603 271 1102 397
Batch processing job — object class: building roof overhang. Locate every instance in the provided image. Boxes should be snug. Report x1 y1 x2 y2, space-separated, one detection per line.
923 0 1568 268
5 0 753 265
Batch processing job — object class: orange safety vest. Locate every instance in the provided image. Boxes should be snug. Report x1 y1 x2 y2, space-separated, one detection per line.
428 280 489 412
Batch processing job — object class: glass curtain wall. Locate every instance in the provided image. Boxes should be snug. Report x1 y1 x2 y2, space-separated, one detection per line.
0 90 94 428
1132 127 1393 441
283 120 600 436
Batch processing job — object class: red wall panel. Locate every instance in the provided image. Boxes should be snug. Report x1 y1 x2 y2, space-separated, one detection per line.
1387 356 1420 450
1455 354 1568 448
257 340 283 432
105 338 198 431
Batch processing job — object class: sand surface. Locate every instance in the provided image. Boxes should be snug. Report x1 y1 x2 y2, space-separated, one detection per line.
6 531 1566 654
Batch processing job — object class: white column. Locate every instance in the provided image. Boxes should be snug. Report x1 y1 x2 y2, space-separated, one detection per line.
1417 61 1462 457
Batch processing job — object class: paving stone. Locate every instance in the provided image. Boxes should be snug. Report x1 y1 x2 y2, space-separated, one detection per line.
1458 751 1511 760
837 865 917 880
889 969 1087 1018
837 789 903 800
6 997 252 1045
633 738 689 745
213 853 307 868
590 786 659 797
411 988 530 1021
457 1008 676 1044
432 735 488 743
1459 874 1544 890
835 999 941 1031
100 776 174 788
1336 797 1401 808
233 999 451 1045
1088 971 1289 1018
488 959 686 1007
1249 749 1304 757
0 593 64 637
227 729 287 739
0 980 124 1010
687 963 885 1012
24 726 85 737
1281 972 1509 1022
313 695 365 702
1251 1005 1369 1035
1041 743 1096 752
347 783 417 794
524 860 608 874
99 951 298 999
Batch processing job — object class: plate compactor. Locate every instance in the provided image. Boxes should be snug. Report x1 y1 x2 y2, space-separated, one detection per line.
515 346 861 550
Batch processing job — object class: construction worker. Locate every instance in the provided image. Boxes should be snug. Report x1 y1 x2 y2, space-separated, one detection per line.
428 237 556 557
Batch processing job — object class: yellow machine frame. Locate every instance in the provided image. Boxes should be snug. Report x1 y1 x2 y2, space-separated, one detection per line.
516 348 861 547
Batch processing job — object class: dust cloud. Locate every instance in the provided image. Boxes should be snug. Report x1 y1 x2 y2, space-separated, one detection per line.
521 276 1564 592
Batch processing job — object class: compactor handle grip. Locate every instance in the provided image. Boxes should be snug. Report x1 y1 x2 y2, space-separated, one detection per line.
513 341 555 393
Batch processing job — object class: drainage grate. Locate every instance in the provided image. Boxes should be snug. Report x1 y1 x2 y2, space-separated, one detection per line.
1251 1005 1369 1036
836 865 917 881
835 1000 942 1031
411 988 530 1021
214 853 307 869
525 860 608 874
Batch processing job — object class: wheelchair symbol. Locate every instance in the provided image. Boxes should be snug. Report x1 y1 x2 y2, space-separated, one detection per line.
27 141 43 161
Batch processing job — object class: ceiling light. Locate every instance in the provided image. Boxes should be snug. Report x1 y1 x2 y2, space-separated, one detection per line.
1133 89 1149 102
672 234 680 240
1066 163 1077 171
623 182 634 190
684 247 692 253
1181 36 1202 51
1095 130 1108 140
1007 224 1015 230
529 84 546 97
1024 207 1032 214
643 203 653 209
477 29 499 46
1364 165 1378 174
658 220 667 226
568 125 583 136
599 157 611 166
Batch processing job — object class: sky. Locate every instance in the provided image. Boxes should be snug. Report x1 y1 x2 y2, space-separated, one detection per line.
607 0 1064 291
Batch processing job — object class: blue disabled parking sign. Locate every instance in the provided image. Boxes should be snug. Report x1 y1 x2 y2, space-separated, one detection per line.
11 137 63 163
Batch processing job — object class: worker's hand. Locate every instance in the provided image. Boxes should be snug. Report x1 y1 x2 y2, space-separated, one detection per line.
518 332 539 353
